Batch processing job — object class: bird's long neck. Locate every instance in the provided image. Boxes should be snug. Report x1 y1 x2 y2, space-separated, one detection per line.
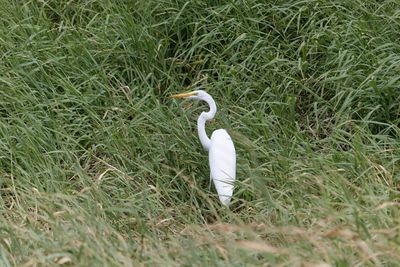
197 94 217 151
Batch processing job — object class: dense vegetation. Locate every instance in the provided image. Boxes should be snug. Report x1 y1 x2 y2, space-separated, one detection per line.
1 0 399 266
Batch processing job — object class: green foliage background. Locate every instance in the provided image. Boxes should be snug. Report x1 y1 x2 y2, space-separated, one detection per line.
0 0 399 266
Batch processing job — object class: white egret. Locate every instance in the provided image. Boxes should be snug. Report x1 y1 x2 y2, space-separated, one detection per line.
171 90 236 206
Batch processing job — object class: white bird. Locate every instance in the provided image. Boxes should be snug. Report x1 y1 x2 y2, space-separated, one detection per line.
171 90 236 206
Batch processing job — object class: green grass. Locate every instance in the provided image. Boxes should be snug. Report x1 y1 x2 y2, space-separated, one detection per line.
1 0 400 266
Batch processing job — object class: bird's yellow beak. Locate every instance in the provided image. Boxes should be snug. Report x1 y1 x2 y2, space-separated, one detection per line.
170 91 197 99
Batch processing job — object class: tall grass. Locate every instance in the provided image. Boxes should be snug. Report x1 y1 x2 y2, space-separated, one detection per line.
1 0 399 266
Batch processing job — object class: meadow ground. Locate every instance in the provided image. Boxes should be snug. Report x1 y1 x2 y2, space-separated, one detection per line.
1 1 400 266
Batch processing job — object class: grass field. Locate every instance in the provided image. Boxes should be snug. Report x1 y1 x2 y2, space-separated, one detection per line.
1 0 400 266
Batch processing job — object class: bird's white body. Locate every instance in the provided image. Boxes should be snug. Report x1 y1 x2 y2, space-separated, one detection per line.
209 129 236 205
172 90 236 206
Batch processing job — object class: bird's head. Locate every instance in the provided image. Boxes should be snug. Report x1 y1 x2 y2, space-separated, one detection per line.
170 90 208 101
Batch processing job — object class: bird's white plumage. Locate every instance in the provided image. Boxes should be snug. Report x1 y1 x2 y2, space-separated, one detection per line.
171 90 236 206
209 129 236 205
